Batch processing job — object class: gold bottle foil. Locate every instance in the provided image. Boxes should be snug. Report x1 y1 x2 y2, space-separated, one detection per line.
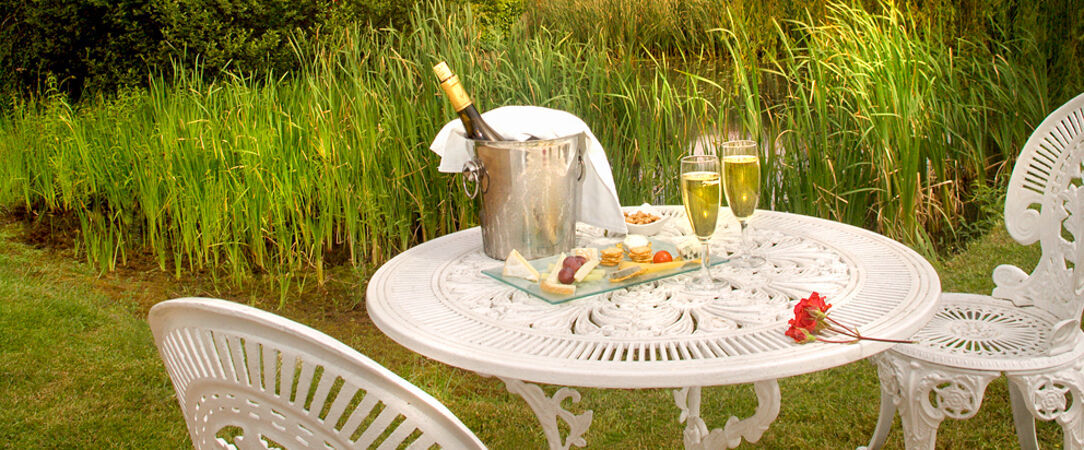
432 61 454 82
434 62 473 112
439 75 473 112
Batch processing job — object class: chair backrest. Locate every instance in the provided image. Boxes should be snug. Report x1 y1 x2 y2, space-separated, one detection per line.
997 91 1084 354
148 297 486 450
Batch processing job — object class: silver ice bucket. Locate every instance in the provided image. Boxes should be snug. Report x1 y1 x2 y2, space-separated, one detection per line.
462 133 587 260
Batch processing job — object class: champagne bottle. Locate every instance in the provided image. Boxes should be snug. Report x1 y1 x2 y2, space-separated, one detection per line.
433 61 506 141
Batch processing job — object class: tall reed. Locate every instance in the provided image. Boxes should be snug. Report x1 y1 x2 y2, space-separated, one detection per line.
0 0 1053 301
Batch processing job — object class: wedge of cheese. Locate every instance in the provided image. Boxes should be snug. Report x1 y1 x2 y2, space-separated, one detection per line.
502 249 540 282
571 247 600 262
545 253 567 284
618 259 697 275
540 280 576 296
608 266 646 283
622 234 650 249
676 237 701 260
573 258 600 282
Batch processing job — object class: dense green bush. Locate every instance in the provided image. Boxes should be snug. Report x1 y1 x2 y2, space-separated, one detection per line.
0 0 431 98
0 0 161 95
152 0 330 79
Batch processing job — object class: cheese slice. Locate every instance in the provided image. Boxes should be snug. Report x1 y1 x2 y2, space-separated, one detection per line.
676 237 701 260
571 247 600 262
573 258 600 282
545 253 566 284
540 280 576 295
623 234 650 249
502 249 540 282
608 266 646 283
618 259 697 275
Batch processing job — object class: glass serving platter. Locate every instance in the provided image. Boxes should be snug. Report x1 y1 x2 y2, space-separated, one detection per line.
481 239 726 304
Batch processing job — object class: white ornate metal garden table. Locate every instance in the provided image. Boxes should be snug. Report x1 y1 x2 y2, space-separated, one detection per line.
366 206 941 449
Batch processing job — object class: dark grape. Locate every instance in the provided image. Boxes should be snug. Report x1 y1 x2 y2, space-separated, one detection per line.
562 256 584 272
558 267 576 284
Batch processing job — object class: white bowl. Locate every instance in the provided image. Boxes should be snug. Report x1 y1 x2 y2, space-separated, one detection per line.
623 204 668 236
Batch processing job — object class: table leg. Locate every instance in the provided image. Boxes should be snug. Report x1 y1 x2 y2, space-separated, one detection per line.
673 380 781 449
499 377 593 450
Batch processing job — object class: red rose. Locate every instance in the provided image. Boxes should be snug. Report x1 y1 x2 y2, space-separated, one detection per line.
785 325 816 343
804 292 831 314
785 292 913 345
784 325 804 341
786 292 833 343
790 304 817 331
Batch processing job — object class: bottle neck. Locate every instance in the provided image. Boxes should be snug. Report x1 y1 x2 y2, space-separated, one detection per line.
439 75 473 113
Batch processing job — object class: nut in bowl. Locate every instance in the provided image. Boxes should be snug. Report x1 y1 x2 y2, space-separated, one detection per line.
623 204 668 236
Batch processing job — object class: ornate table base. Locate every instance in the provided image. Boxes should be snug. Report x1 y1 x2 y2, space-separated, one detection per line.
674 381 781 449
499 377 781 450
500 378 593 450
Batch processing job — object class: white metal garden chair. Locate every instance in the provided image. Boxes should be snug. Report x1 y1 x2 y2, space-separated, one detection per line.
148 297 486 450
863 92 1084 450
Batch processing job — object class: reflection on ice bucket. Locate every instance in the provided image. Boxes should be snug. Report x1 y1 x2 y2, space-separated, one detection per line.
462 133 586 260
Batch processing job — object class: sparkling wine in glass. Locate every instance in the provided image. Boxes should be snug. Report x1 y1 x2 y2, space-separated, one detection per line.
680 154 722 288
722 140 766 268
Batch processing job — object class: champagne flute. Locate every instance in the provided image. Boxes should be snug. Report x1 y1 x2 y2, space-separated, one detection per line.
721 140 766 268
680 154 722 288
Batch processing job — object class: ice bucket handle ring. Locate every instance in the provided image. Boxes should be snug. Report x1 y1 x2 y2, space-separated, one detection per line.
461 159 487 199
576 154 585 182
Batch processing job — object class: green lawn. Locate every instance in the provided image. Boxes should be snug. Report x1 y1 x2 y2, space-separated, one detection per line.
0 221 1070 448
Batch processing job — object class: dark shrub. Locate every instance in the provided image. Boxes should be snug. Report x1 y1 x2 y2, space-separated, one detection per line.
0 0 432 98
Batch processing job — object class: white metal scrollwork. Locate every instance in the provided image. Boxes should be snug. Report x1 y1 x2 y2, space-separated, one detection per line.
1007 361 1084 450
906 299 1050 359
870 353 998 449
674 381 781 449
500 378 593 450
438 208 854 345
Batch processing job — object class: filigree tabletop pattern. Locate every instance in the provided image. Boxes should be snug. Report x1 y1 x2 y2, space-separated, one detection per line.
439 207 853 338
368 208 940 388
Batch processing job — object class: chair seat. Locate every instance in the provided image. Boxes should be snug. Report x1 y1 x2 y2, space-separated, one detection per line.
889 293 1084 372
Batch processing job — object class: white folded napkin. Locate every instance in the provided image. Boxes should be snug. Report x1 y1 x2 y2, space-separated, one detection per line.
429 105 627 234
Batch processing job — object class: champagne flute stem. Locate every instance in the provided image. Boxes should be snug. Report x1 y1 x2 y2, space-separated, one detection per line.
700 241 711 283
739 220 751 255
